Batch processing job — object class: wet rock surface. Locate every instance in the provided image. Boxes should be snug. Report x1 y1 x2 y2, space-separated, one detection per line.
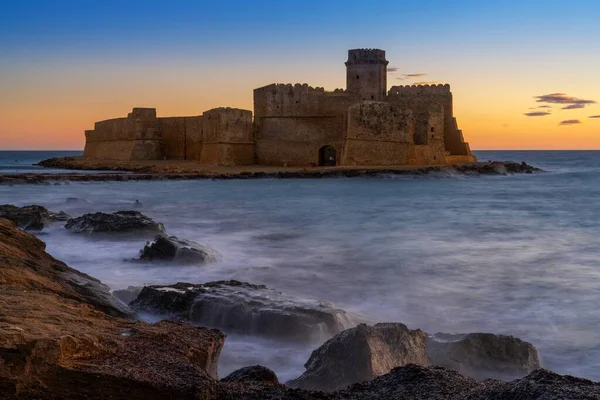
2 217 599 399
288 323 430 392
139 234 221 264
0 218 225 399
222 365 279 385
65 210 166 236
112 286 143 305
132 280 355 343
427 332 541 380
0 204 69 231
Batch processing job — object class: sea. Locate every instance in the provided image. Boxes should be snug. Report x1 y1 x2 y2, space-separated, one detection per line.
1 150 600 382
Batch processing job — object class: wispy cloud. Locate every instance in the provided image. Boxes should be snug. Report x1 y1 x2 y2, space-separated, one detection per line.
589 115 600 119
538 105 552 109
535 93 596 109
395 73 427 80
524 111 551 117
502 124 509 128
414 81 442 86
559 119 582 126
562 104 586 110
387 67 398 73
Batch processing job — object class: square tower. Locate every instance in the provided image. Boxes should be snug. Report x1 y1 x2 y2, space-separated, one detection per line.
345 49 389 101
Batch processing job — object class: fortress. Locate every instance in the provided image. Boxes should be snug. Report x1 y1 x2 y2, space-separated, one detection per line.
83 49 476 166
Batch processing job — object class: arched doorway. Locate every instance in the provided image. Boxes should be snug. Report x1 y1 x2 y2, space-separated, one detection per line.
318 145 337 166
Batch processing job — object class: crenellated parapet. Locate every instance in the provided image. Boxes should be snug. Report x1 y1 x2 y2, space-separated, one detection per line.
254 83 356 118
388 84 451 96
345 48 389 66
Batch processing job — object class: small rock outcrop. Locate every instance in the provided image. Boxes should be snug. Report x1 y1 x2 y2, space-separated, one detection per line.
288 323 430 391
65 210 165 236
0 204 69 231
112 286 143 305
131 280 355 343
139 234 221 264
427 332 541 380
222 366 279 385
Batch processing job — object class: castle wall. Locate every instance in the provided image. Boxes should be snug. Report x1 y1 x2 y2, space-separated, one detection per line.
341 101 414 166
159 117 186 159
83 108 162 161
255 116 344 166
157 116 203 160
184 117 203 160
387 84 472 156
199 108 254 166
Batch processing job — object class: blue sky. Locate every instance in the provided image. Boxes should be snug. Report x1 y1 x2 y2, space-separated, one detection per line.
1 0 600 149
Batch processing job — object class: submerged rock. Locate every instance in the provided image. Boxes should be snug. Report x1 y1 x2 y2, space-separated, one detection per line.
65 210 165 236
427 332 540 380
66 196 89 204
139 234 221 264
0 204 70 231
222 365 279 385
131 280 355 343
288 323 430 391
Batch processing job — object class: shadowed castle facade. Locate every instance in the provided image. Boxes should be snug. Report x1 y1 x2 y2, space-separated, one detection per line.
83 49 476 166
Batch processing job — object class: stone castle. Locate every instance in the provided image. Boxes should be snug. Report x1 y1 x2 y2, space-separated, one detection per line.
83 49 476 166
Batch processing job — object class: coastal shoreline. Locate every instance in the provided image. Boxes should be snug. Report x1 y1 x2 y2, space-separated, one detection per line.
0 157 542 184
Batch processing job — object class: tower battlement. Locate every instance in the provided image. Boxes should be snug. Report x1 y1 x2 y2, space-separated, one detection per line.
345 49 389 66
389 84 451 96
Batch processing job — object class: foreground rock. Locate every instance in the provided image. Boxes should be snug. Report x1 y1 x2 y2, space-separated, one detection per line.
65 210 165 236
221 365 600 399
427 332 540 380
2 217 599 399
222 366 279 385
288 323 542 392
288 323 430 391
0 218 226 399
132 280 355 343
0 204 69 231
139 234 221 264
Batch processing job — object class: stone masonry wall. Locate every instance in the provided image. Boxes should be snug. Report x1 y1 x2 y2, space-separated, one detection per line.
255 116 344 166
341 101 414 166
253 84 355 166
83 108 162 161
158 116 203 160
387 84 472 156
199 107 254 166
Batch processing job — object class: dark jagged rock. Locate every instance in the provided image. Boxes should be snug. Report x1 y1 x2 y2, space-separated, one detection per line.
338 364 481 400
0 204 70 231
463 368 600 400
113 286 143 305
65 210 166 236
132 280 355 343
66 196 89 204
139 234 221 264
222 365 279 385
427 332 540 380
288 323 430 392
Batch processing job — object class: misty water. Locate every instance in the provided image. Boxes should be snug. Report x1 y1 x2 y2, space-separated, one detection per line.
2 150 600 382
